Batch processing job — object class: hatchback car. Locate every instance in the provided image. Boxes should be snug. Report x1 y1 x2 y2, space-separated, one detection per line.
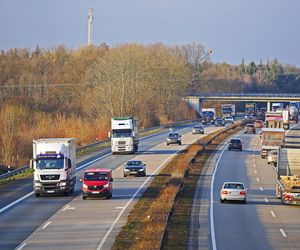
215 118 225 126
192 125 204 134
244 124 255 134
220 182 247 203
228 138 242 151
123 160 146 177
224 116 234 124
166 133 182 145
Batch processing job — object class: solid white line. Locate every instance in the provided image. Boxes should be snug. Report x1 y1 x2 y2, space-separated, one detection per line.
270 211 276 218
253 158 255 162
210 144 228 250
0 191 34 214
265 198 269 203
280 228 287 238
42 221 51 229
96 145 188 250
256 178 260 182
15 242 27 250
260 187 264 191
115 207 125 209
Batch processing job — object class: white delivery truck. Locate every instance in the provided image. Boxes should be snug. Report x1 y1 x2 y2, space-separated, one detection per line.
110 117 139 154
276 147 300 205
221 104 235 118
201 108 216 124
260 128 285 158
31 138 76 197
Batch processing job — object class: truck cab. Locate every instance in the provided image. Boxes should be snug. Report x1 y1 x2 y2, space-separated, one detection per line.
81 168 113 200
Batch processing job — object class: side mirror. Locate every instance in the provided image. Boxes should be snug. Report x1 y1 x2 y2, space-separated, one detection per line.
80 178 82 182
245 188 248 191
30 159 33 169
144 164 146 166
68 159 72 169
110 178 113 182
132 132 135 137
108 131 111 139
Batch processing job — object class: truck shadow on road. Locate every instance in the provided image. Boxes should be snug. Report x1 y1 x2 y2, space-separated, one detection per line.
137 149 186 155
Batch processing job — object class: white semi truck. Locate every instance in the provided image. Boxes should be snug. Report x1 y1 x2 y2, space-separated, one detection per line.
110 117 139 154
31 138 76 197
221 104 235 118
276 147 300 205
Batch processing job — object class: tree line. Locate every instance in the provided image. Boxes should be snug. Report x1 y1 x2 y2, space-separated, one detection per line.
0 43 299 168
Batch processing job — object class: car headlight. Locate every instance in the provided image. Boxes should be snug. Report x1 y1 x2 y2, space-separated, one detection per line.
104 183 109 188
35 182 41 187
138 169 144 171
60 181 67 187
83 183 88 189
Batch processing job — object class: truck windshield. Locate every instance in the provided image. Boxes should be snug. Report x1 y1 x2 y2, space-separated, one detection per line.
112 129 132 138
36 158 64 170
84 172 108 181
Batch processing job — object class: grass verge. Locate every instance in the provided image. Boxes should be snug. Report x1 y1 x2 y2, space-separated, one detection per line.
112 123 245 250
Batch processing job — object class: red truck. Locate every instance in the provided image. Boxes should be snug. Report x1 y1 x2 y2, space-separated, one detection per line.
81 168 113 200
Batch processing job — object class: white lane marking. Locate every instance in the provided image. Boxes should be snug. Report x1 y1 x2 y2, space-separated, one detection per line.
253 164 256 168
15 242 27 250
260 187 264 191
265 198 269 203
210 144 228 250
97 144 189 250
280 229 287 238
62 205 75 211
254 170 257 174
0 191 34 215
256 178 260 182
253 158 255 162
42 221 51 229
270 211 276 218
116 207 125 209
0 128 184 215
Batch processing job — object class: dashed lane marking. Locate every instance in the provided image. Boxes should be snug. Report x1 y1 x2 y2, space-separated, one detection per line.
42 221 51 229
280 229 287 238
270 211 276 218
265 198 269 203
260 187 264 191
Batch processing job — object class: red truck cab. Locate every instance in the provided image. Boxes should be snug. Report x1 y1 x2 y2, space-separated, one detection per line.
81 168 113 200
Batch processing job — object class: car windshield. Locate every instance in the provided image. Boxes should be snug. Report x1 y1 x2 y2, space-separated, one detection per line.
84 172 108 181
169 133 179 138
194 126 202 129
246 124 254 127
230 139 241 144
36 158 64 170
126 161 142 166
224 183 244 189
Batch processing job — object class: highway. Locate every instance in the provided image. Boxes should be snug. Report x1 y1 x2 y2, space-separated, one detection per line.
0 123 224 250
189 123 300 250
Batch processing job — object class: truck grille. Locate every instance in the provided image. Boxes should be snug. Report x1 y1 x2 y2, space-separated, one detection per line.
118 141 126 145
88 185 104 191
42 182 59 190
40 174 60 181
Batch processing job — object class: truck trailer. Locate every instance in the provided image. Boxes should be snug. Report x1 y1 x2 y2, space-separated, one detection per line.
110 117 139 154
260 128 285 158
31 138 76 197
276 147 300 205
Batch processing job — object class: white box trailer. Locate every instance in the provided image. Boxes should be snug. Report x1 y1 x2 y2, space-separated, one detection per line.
31 138 76 197
276 147 300 205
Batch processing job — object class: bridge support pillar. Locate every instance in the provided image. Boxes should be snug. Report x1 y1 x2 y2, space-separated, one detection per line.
187 98 202 116
267 101 271 112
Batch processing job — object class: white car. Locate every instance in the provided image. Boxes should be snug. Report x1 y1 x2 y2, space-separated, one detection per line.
220 182 247 203
224 116 234 124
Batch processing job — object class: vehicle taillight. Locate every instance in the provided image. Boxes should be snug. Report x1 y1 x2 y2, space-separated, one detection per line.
283 192 292 200
222 190 229 194
240 191 246 195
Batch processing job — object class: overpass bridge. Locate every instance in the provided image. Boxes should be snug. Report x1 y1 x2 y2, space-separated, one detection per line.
186 92 300 114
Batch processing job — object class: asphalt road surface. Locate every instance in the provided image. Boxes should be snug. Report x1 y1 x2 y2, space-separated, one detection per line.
0 123 226 250
189 122 300 250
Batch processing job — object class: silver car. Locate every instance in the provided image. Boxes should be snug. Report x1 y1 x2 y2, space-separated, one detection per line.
192 125 204 134
220 182 247 203
267 150 277 165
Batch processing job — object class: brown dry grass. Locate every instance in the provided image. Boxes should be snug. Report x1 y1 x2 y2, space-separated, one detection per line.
113 122 245 250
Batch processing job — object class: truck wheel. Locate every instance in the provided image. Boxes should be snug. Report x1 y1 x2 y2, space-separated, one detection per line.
220 199 224 203
35 193 40 197
124 174 127 177
106 194 111 199
179 142 182 145
83 196 86 200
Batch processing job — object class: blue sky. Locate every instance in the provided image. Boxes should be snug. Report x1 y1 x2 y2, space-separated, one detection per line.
0 0 299 66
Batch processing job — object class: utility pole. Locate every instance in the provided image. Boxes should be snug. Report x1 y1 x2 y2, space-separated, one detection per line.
88 8 94 45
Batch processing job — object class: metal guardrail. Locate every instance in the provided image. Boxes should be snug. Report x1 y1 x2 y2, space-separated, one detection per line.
0 121 194 181
186 92 300 98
